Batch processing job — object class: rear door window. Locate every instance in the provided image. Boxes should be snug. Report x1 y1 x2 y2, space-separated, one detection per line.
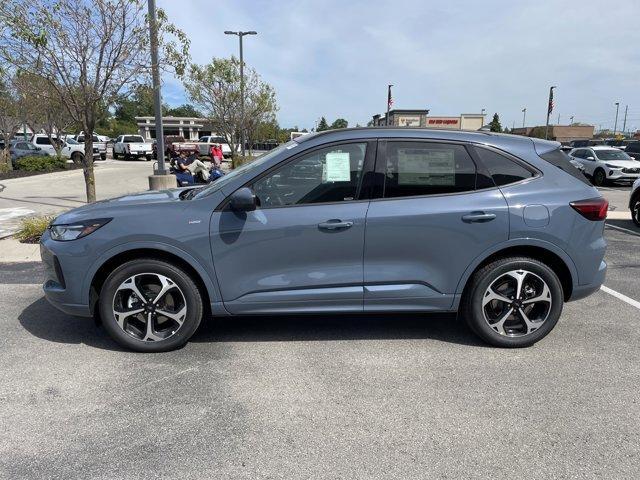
382 142 476 198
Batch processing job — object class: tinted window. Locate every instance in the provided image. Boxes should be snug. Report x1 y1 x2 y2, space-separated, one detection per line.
571 149 585 158
35 137 51 145
474 147 534 186
626 143 640 154
252 143 366 207
540 148 591 185
123 135 144 143
383 142 476 198
15 142 27 149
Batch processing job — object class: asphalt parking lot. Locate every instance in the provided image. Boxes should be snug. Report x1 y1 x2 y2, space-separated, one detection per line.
1 215 639 478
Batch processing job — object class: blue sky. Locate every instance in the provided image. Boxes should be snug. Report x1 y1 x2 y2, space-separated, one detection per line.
159 0 640 132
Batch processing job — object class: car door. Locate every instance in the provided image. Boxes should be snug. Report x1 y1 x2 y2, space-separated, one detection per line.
210 140 376 314
363 140 510 311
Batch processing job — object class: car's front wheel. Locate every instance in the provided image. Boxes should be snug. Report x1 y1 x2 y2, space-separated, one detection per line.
99 259 203 352
592 168 606 186
461 257 563 347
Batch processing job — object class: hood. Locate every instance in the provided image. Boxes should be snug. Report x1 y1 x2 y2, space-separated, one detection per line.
604 159 640 168
53 188 187 224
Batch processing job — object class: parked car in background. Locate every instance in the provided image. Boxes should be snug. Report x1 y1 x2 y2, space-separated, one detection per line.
77 131 110 144
8 140 49 167
41 128 607 352
31 134 63 156
629 178 640 227
625 141 640 161
75 134 107 160
113 135 153 161
196 135 233 158
60 137 100 163
568 146 640 185
153 135 199 159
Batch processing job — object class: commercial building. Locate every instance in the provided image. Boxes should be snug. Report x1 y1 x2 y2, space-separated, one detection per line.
135 116 217 140
510 125 594 143
372 109 485 131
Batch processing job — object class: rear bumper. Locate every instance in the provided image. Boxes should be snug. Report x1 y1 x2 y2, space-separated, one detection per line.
568 260 607 302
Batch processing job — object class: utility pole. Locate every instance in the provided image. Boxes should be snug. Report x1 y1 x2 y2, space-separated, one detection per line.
613 102 620 136
146 0 174 189
557 113 560 125
522 108 526 128
545 86 556 140
386 84 393 126
622 105 628 135
225 30 257 157
570 115 574 125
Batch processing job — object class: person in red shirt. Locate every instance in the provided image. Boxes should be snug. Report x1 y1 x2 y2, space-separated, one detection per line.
210 144 223 167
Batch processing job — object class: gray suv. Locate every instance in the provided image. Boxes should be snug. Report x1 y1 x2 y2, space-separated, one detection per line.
40 128 608 352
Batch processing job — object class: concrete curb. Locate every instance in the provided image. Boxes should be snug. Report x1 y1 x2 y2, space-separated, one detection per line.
0 238 41 263
607 211 631 220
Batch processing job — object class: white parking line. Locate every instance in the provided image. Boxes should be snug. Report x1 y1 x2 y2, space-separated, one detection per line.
605 223 640 237
601 285 640 310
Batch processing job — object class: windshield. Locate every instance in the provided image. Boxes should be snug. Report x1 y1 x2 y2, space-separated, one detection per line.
123 136 144 143
595 150 630 161
194 141 297 199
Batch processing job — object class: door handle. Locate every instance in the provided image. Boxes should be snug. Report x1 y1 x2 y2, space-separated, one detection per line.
318 219 354 231
462 212 496 223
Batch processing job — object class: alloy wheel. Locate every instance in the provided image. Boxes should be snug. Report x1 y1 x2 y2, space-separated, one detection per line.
112 273 187 342
633 200 640 226
482 269 552 337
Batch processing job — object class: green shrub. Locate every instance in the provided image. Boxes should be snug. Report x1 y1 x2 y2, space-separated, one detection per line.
15 216 54 244
15 155 67 172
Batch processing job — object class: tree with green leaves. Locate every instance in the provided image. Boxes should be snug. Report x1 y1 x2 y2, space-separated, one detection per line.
0 71 27 170
0 0 190 202
166 104 203 118
330 118 348 129
489 113 502 132
184 57 277 166
317 117 330 131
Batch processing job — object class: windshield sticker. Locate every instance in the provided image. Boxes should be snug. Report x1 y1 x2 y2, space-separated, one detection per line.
324 152 351 182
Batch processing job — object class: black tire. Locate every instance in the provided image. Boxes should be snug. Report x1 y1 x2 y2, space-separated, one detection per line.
460 257 563 348
631 196 640 227
592 168 606 186
99 258 203 352
71 152 83 164
123 153 130 161
100 153 107 161
145 155 152 161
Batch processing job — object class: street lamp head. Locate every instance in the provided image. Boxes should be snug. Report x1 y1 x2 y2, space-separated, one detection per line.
615 102 620 106
243 31 257 35
224 31 237 35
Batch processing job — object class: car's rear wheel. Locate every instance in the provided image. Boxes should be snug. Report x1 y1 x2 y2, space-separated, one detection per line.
461 257 563 347
99 259 203 352
632 197 640 227
592 168 606 186
71 152 83 164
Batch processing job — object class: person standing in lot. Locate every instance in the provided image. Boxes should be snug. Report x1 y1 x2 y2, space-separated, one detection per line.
210 144 223 167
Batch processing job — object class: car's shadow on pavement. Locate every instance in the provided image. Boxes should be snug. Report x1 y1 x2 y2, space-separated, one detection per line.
20 297 486 350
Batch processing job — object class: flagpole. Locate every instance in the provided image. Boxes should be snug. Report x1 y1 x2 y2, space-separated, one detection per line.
386 84 393 126
545 86 556 140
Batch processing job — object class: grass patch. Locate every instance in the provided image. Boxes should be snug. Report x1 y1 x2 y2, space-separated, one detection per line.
15 216 54 244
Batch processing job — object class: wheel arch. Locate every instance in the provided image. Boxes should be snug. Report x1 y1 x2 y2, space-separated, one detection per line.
629 187 640 210
456 241 576 305
87 246 217 317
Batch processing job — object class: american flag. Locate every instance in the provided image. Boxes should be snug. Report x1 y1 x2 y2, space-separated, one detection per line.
387 85 393 109
548 88 555 115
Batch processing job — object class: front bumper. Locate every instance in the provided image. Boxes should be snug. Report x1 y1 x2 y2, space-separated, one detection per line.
568 260 607 302
607 169 640 181
40 235 92 317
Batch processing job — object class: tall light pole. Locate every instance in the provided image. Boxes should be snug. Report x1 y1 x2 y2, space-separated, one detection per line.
225 30 257 158
613 102 620 136
545 86 556 140
570 115 574 125
622 105 628 135
522 108 526 128
147 0 166 175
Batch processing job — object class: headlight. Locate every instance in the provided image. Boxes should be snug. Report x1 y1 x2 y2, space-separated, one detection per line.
605 163 621 169
49 218 111 241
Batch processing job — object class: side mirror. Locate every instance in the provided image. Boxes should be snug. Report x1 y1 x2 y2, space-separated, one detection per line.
586 156 595 160
229 187 257 212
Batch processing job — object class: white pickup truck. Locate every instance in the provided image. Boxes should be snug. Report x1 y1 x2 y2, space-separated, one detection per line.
113 134 153 161
75 134 108 160
197 135 233 158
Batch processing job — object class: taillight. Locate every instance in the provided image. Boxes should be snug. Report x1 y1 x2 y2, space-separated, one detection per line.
570 197 608 221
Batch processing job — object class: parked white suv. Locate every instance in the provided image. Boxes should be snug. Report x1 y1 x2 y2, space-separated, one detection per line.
31 134 61 156
197 135 233 158
113 135 153 160
61 137 100 162
75 134 107 160
568 146 640 186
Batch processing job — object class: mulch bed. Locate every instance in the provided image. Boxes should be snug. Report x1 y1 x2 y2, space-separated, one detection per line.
0 163 83 181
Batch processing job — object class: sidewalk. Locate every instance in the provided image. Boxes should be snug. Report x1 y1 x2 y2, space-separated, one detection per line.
0 237 41 263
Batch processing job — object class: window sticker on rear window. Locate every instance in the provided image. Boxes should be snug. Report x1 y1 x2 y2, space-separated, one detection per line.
323 152 351 182
397 148 455 185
